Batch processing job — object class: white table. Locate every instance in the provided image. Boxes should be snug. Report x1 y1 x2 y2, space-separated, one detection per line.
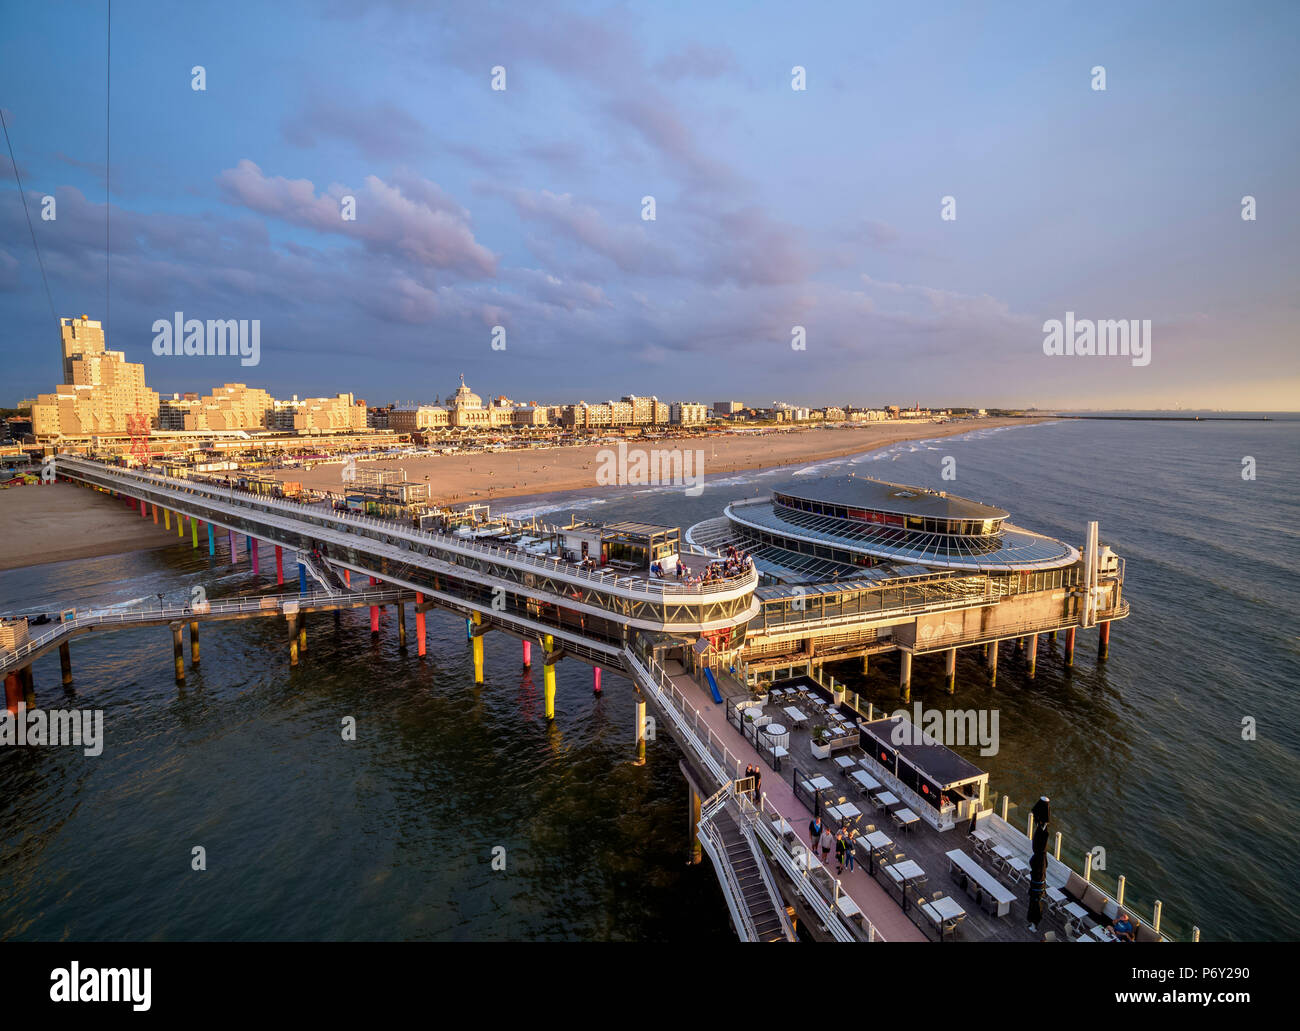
833 756 857 769
921 895 967 939
873 791 899 808
807 775 833 791
863 830 893 851
783 706 809 727
892 807 920 830
849 770 881 792
761 722 789 749
1063 901 1090 924
836 895 861 919
945 850 1016 918
887 859 926 885
827 801 861 822
1090 924 1118 942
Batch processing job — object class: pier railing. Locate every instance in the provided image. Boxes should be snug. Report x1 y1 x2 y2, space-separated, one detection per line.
59 458 758 602
623 644 876 941
0 588 409 674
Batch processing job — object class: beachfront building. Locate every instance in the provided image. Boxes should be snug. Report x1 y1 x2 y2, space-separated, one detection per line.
31 316 160 436
670 402 709 426
388 404 450 433
622 395 670 425
284 393 369 431
713 400 744 417
445 375 514 430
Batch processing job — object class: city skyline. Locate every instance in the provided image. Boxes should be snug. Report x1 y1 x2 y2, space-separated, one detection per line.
2 1 1298 411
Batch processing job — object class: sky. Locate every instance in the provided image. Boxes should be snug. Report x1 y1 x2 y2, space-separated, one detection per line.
1 0 1297 411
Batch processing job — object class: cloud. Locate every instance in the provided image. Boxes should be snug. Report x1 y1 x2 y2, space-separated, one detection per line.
281 97 428 160
217 160 496 275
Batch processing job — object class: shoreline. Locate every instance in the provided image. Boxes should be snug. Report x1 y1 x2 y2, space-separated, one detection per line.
273 417 1047 507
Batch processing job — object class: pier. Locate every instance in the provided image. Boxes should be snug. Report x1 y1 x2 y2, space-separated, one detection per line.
0 455 1184 943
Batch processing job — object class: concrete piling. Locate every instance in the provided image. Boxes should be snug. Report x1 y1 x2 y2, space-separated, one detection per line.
898 650 912 700
275 546 284 585
415 592 426 657
945 647 956 694
1065 627 1076 667
1027 634 1038 678
397 603 407 649
543 633 556 719
59 641 73 686
189 621 200 666
1098 620 1110 660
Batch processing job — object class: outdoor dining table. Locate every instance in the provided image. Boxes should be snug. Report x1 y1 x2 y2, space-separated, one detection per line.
921 895 967 940
826 801 861 823
849 770 881 793
873 791 900 809
833 756 857 769
885 859 926 912
891 807 920 832
761 722 790 749
858 830 894 873
1063 901 1090 925
835 894 862 919
807 775 833 791
783 706 809 727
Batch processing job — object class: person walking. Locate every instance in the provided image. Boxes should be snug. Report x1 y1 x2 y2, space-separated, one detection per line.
844 829 857 872
819 826 834 864
809 815 822 850
834 828 847 874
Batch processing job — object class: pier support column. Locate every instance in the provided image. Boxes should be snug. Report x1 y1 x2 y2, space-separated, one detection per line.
288 615 299 666
4 673 21 715
861 654 869 676
1027 634 1039 678
228 530 237 561
192 519 200 549
298 560 308 596
189 621 200 666
172 624 186 683
593 666 602 696
59 641 73 686
634 693 647 765
522 639 531 668
987 640 999 684
298 614 307 655
945 648 956 694
543 634 556 720
164 509 171 530
207 523 214 557
1065 627 1076 667
20 665 34 707
152 504 158 524
397 603 407 650
250 538 259 575
415 592 426 657
343 570 350 588
177 514 184 538
898 650 912 701
369 577 380 634
689 786 703 864
471 612 484 684
1098 621 1110 661
275 546 284 585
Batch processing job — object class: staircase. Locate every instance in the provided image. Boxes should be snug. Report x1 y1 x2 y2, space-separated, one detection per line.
716 806 793 941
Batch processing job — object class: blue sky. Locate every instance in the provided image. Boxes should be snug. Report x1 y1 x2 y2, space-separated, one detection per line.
1 0 1297 410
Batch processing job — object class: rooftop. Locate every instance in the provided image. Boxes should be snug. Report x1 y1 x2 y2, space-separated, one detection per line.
774 475 1010 522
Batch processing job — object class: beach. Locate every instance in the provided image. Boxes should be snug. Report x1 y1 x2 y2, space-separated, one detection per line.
271 417 1043 505
0 483 176 571
0 418 1040 572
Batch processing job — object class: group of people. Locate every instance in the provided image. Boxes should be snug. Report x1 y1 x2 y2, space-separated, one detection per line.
808 816 860 876
743 764 763 797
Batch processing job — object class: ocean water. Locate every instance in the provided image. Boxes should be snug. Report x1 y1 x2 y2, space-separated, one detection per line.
1 416 1295 941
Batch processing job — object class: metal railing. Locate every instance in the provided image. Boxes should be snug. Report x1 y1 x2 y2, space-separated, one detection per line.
0 588 409 673
58 458 758 602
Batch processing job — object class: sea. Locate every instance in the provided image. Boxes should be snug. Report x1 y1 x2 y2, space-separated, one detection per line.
1 414 1295 942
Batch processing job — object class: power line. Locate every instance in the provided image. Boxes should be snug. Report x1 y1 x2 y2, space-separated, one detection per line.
0 108 57 323
106 0 111 332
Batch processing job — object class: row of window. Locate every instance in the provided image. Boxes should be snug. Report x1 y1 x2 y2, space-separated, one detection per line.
774 494 999 537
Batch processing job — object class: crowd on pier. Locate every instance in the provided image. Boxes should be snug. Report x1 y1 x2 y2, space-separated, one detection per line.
650 545 753 585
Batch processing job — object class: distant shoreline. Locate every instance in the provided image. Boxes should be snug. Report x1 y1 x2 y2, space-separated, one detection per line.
270 417 1047 507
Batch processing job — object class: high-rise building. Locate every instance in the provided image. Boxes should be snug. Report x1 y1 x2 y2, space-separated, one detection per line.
32 316 159 436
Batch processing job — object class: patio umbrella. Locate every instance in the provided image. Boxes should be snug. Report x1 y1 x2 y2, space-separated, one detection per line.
1027 796 1050 930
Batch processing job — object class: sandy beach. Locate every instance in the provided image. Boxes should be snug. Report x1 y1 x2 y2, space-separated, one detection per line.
0 418 1042 572
271 417 1043 505
0 483 177 572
